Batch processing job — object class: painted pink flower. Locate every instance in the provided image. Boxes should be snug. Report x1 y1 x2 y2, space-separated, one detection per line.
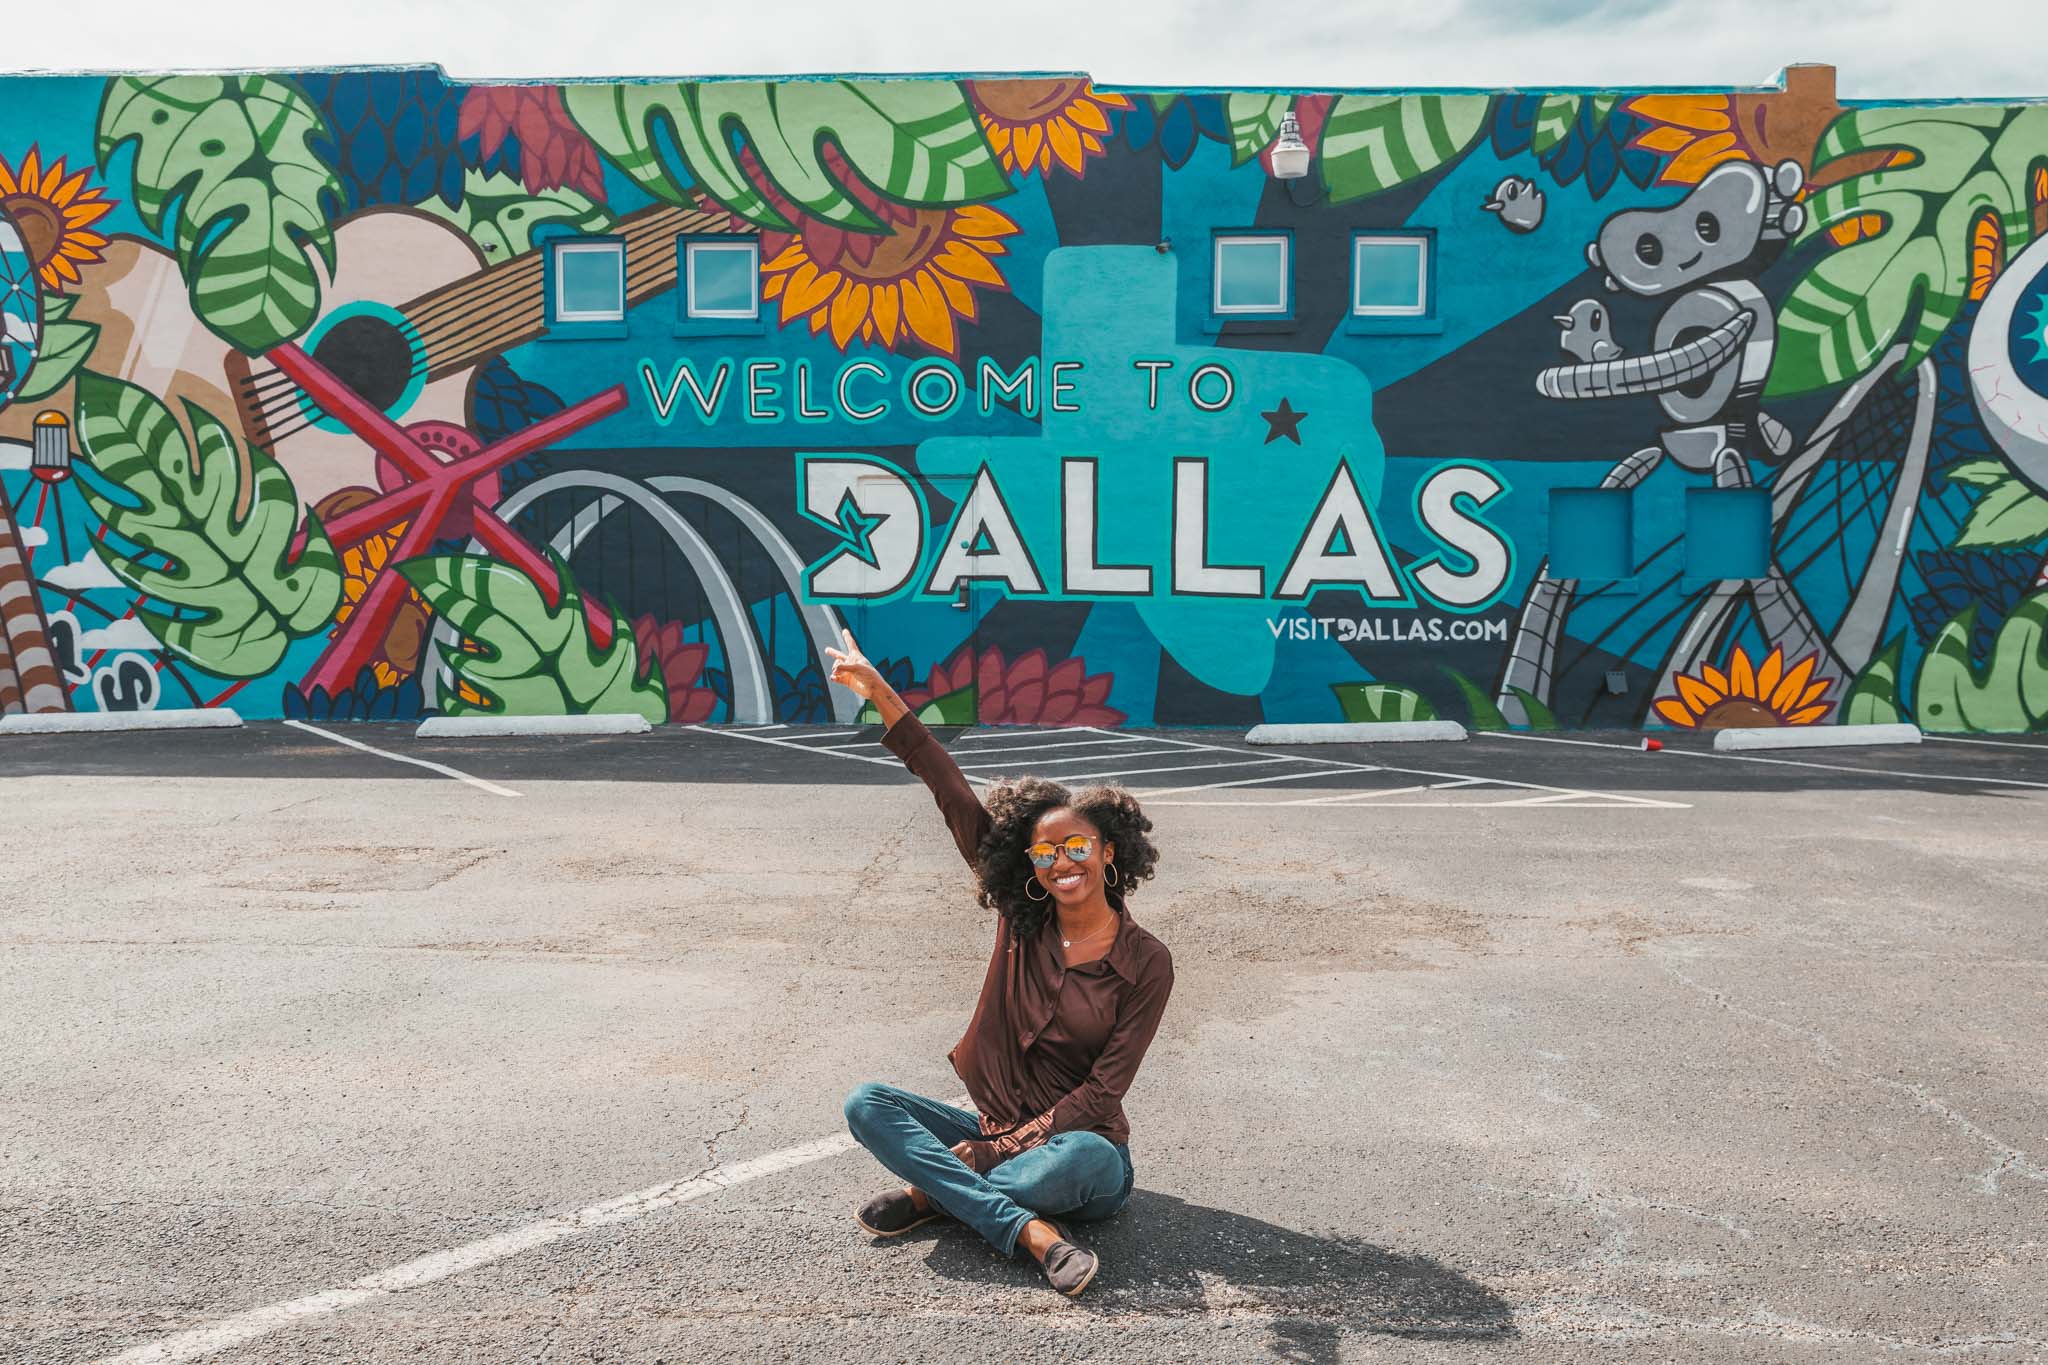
459 86 608 202
631 615 719 724
900 645 1124 727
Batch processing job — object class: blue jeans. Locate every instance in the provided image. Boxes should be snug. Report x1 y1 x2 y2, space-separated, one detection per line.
843 1082 1134 1257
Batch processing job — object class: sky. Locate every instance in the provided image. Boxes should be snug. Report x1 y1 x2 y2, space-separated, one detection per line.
10 0 2044 99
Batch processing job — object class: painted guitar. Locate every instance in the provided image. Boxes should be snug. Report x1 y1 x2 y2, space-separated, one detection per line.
1 198 743 507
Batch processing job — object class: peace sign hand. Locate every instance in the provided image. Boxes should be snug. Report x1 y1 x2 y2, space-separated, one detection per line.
823 628 884 701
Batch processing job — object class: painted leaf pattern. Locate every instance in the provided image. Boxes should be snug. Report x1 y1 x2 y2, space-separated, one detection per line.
96 75 341 353
1770 105 2048 396
1332 681 1437 722
421 170 611 261
73 372 341 678
1318 94 1491 203
1914 593 2048 732
457 84 608 201
1944 457 2048 547
1529 95 1579 157
16 295 99 402
1225 93 1291 166
398 552 666 721
562 80 1008 232
1841 635 1906 725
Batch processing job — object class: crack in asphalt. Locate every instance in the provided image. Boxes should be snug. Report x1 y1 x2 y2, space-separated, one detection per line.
1659 961 2047 1195
531 1092 753 1362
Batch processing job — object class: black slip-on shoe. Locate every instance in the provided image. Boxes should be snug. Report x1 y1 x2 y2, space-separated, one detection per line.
855 1189 940 1237
1040 1225 1099 1298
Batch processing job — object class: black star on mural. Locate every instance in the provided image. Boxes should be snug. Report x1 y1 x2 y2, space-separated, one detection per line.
1261 398 1308 445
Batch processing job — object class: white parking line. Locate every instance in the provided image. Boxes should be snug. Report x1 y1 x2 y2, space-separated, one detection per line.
946 734 1152 753
957 747 1193 771
692 724 1687 808
282 721 522 799
1284 779 1487 805
99 1099 974 1364
1485 731 2048 791
1924 734 2048 752
689 724 914 772
1134 767 1382 798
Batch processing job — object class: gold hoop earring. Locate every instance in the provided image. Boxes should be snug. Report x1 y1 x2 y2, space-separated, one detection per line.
1024 876 1050 902
1105 861 1120 887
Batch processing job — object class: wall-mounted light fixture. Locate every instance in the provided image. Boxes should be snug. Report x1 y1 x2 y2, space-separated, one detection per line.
1270 112 1312 181
31 410 70 484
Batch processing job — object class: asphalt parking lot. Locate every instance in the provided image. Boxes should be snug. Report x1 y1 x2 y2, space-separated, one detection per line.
4 721 2045 1363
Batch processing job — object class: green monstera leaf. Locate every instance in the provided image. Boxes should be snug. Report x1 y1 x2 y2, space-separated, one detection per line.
563 80 1008 232
15 296 100 402
399 552 666 721
1913 593 2048 733
73 371 341 677
1332 681 1437 723
1770 105 2048 396
1317 94 1491 204
97 74 341 353
421 170 612 260
1226 93 1291 166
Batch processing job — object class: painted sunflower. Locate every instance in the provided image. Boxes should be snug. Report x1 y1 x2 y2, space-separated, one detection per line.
757 162 1020 356
1652 645 1835 729
0 148 115 290
968 79 1130 179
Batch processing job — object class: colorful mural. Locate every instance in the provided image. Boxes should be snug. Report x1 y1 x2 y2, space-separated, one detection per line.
2 65 2047 731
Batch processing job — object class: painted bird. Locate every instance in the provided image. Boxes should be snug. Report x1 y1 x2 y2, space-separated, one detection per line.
1483 176 1546 233
1553 299 1623 363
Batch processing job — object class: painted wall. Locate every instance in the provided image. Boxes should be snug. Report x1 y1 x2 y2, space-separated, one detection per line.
1 67 2046 732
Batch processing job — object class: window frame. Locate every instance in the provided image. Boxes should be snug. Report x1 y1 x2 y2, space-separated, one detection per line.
684 237 761 320
1208 231 1295 322
551 238 627 324
1346 229 1442 336
539 232 630 340
675 234 767 337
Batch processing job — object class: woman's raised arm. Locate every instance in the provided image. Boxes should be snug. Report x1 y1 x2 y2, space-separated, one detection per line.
825 630 990 869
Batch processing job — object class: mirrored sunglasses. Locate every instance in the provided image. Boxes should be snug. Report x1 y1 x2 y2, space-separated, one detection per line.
1026 835 1095 869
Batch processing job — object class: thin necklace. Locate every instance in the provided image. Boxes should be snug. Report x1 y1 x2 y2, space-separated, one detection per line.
1060 913 1116 950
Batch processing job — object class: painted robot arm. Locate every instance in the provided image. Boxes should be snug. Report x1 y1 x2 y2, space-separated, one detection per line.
1534 310 1755 401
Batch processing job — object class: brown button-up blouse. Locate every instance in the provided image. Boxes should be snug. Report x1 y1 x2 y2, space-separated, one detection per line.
882 713 1174 1150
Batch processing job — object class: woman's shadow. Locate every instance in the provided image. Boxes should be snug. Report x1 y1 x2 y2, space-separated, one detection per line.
914 1190 1514 1361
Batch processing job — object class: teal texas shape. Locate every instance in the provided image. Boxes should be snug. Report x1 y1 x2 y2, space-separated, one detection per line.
915 245 1387 698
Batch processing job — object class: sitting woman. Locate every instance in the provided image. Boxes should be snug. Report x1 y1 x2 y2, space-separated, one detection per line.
827 631 1175 1298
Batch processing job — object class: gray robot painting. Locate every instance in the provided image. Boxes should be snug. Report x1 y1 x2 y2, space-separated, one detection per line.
1497 159 1838 722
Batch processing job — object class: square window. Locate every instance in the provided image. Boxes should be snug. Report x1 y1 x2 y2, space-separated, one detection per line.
1549 488 1633 581
1684 488 1771 581
1352 235 1430 317
1212 234 1291 316
686 240 759 319
552 241 625 323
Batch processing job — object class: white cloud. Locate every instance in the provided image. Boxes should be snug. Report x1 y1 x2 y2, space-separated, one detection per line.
76 617 162 653
10 0 2041 98
43 553 124 592
19 525 48 548
0 440 25 473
